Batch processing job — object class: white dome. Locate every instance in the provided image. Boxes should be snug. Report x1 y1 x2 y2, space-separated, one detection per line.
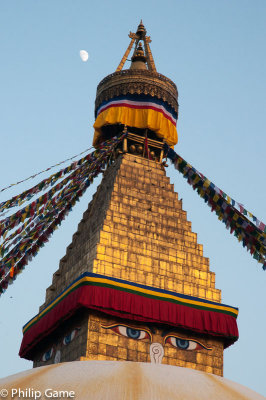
0 361 264 400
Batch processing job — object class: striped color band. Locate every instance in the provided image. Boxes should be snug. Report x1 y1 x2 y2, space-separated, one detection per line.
23 272 238 335
95 94 177 126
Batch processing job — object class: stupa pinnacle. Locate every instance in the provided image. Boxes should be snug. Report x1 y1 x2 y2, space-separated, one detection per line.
93 21 178 149
116 20 156 72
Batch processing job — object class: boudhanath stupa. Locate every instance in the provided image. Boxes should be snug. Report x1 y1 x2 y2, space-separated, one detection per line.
0 22 265 400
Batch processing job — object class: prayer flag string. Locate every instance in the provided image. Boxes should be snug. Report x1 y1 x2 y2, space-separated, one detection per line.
0 148 96 213
0 146 94 194
0 133 126 295
164 144 266 270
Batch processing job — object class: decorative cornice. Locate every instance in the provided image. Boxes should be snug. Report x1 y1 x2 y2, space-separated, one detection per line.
95 69 178 116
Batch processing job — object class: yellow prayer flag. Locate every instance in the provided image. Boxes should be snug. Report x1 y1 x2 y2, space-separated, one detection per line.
233 213 238 221
21 213 27 223
203 179 210 188
193 176 200 184
213 194 219 202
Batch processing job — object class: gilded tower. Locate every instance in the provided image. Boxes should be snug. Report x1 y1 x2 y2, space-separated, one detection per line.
19 22 238 378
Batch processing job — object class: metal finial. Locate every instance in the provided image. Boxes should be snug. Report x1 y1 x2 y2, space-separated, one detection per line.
130 42 147 70
136 20 146 39
132 42 146 61
116 21 156 72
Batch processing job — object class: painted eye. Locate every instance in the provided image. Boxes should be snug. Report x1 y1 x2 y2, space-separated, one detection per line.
63 329 79 345
102 324 151 340
165 336 211 351
42 348 53 361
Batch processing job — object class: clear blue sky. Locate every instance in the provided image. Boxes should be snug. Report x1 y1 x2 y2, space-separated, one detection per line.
0 0 265 396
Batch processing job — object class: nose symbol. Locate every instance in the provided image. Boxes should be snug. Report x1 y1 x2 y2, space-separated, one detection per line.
150 342 164 364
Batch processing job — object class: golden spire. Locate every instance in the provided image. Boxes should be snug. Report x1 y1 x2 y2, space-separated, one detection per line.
136 19 146 38
116 21 157 72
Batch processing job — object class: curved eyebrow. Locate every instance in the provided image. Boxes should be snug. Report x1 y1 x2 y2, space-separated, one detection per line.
101 323 153 339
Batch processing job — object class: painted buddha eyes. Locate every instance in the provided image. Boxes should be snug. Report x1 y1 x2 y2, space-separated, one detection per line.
41 328 80 362
42 347 54 361
102 324 211 351
63 328 79 345
118 326 150 340
165 335 211 351
102 324 151 340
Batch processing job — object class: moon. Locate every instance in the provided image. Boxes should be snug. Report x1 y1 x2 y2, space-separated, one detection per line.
79 50 89 62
